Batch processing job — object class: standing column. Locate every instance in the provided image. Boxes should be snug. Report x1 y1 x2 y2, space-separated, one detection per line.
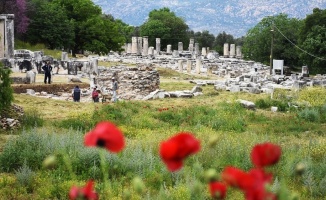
142 36 148 56
137 37 142 55
131 37 138 54
127 43 132 54
201 47 207 56
167 45 172 54
223 43 229 58
195 43 200 56
196 58 201 74
236 46 242 58
187 60 192 73
189 38 194 52
230 44 236 58
155 38 161 55
178 60 183 73
178 42 183 52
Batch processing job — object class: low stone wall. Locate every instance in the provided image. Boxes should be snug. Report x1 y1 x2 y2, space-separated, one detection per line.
96 64 160 100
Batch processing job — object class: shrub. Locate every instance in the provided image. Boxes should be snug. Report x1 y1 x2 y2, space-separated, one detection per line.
255 98 289 112
20 109 44 129
0 64 14 115
297 108 320 122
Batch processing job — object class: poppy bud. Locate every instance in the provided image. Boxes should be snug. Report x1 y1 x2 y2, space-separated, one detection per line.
208 135 219 148
204 168 219 182
295 163 305 176
43 155 57 170
132 177 145 194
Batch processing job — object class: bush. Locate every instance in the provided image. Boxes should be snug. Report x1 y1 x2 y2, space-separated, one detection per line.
0 65 14 115
20 109 44 129
297 108 320 122
255 98 289 112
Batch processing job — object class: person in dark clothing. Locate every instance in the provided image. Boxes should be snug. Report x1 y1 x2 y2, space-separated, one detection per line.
42 61 53 84
72 85 81 102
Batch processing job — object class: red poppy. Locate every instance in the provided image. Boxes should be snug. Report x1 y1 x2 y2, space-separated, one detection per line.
221 166 254 190
69 180 98 200
209 181 228 199
244 168 276 200
84 121 125 153
159 132 200 171
251 143 281 168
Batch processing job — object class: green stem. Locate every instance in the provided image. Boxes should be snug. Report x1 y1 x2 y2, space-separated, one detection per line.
99 149 109 190
62 152 76 180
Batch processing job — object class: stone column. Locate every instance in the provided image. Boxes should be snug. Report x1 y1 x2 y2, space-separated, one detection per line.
196 58 201 74
127 43 132 54
178 42 183 52
230 44 236 58
236 46 242 58
195 43 200 56
155 38 161 54
167 45 172 54
131 37 138 54
142 36 148 56
189 38 194 52
201 47 207 56
178 60 183 73
0 14 14 59
137 37 142 55
223 43 229 58
61 52 68 61
148 47 154 56
187 60 192 73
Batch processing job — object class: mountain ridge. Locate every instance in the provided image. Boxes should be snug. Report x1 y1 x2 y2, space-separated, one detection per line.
92 0 326 37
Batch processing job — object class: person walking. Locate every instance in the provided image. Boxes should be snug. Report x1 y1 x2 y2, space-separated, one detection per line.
111 77 118 102
42 61 53 84
72 85 81 102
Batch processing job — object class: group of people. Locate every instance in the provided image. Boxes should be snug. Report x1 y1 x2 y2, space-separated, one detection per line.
41 61 119 103
72 77 118 103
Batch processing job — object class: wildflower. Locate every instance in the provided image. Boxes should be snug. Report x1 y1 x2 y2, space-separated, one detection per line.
209 181 227 199
251 143 281 168
221 166 254 190
244 168 275 200
159 132 200 171
84 121 125 153
69 180 98 200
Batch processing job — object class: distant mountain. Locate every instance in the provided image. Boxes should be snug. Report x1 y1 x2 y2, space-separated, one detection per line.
92 0 326 37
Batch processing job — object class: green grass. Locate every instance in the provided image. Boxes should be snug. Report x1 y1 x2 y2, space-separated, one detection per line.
2 58 326 199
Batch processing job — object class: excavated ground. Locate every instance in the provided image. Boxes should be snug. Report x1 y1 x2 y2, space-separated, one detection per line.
12 83 90 94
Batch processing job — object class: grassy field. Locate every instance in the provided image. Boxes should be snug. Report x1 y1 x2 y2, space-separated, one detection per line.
1 67 326 199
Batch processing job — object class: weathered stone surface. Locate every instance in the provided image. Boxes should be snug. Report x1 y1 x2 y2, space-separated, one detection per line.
237 99 255 110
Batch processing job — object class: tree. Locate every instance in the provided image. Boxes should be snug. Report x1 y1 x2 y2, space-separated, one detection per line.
0 0 29 35
299 8 326 74
193 30 215 50
0 64 14 115
242 14 302 68
25 0 75 49
140 7 189 50
213 32 235 54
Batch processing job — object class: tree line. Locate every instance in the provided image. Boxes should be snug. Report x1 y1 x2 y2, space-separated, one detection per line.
1 0 326 73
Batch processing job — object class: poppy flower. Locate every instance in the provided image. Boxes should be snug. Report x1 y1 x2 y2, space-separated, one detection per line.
84 121 125 153
221 166 254 190
251 143 281 168
209 181 228 199
244 168 276 200
159 132 200 171
69 180 98 200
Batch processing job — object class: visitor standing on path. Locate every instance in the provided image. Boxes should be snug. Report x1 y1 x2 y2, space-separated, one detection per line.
111 77 118 102
42 61 52 84
92 87 99 102
72 85 81 102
